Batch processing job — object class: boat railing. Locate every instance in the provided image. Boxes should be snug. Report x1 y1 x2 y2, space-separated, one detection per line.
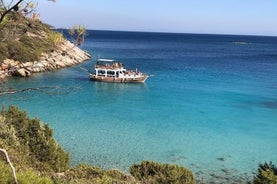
95 65 124 70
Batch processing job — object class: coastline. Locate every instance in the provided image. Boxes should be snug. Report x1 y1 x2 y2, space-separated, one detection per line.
0 40 91 79
1 30 276 183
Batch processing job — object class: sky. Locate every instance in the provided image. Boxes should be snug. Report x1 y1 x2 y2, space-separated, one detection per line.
37 0 277 36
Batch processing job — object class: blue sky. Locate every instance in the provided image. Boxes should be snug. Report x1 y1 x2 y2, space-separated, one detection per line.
37 0 277 36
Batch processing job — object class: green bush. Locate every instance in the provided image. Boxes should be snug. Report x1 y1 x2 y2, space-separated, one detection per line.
0 43 8 62
254 162 277 184
7 40 40 62
0 115 18 146
5 35 53 63
27 20 52 35
0 12 62 63
62 164 135 184
65 164 104 180
1 106 69 172
0 162 53 184
0 161 14 184
17 170 53 184
20 35 52 53
130 160 195 184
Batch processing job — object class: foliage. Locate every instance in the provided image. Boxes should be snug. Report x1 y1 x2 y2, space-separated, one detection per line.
130 160 196 184
7 40 41 62
0 106 69 172
254 162 277 184
0 161 53 184
0 161 14 184
0 15 9 29
48 32 64 48
69 25 87 45
17 170 53 184
0 115 18 146
0 11 62 63
0 106 197 183
0 43 8 62
60 164 136 184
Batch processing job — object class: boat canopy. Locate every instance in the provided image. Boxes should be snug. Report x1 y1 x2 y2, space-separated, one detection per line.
97 59 114 62
96 58 124 69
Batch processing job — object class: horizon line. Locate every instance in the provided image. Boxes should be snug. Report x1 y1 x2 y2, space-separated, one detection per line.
54 27 277 38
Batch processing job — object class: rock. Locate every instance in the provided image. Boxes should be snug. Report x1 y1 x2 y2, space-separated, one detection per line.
221 169 230 174
1 40 91 78
216 157 225 161
15 68 31 77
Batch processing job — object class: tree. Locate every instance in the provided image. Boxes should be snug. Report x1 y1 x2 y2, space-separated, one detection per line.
0 1 55 41
0 0 55 24
0 148 18 184
69 25 87 45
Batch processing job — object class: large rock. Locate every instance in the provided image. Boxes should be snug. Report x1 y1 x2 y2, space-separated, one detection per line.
0 40 91 78
15 68 31 77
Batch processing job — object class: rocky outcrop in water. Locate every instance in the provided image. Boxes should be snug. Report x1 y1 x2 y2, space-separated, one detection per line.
0 40 91 78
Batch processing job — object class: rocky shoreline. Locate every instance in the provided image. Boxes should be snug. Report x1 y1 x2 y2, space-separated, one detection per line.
0 40 91 78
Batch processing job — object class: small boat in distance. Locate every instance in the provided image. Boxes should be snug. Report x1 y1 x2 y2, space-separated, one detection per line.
89 59 149 83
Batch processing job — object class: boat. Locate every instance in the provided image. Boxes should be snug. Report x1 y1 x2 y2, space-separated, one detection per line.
89 59 149 83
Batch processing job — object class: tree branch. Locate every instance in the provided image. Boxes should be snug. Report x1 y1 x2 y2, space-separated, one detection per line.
0 0 24 23
0 148 18 184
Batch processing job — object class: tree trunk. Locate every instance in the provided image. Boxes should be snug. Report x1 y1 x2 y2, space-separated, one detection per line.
0 148 18 184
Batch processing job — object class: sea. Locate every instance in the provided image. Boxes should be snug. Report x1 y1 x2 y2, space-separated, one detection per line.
1 30 277 183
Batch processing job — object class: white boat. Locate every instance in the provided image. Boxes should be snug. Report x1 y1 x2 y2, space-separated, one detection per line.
89 59 148 83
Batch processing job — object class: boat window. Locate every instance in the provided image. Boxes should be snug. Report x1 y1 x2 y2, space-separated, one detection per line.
107 71 115 76
98 70 106 75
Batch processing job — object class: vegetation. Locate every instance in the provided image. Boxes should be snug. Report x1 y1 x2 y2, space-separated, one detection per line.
69 25 87 45
130 160 195 184
0 106 197 183
58 164 136 184
0 9 86 64
254 162 277 184
0 106 69 172
1 105 277 183
0 11 60 63
48 32 64 48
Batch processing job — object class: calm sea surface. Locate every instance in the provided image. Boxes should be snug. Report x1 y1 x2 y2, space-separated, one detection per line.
2 30 277 182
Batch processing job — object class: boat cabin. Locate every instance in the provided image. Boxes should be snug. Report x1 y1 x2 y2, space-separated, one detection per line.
90 58 148 83
95 59 126 78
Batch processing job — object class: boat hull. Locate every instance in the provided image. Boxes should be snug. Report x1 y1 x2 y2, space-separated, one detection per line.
89 74 148 83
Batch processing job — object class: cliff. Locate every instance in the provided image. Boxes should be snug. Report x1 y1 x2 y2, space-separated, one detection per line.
0 40 90 78
0 12 91 78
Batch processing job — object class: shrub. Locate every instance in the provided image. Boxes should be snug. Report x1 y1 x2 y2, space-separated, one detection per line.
0 12 61 63
0 43 8 62
17 170 53 184
65 164 104 180
48 32 64 48
0 161 14 184
130 160 195 184
63 164 136 184
1 106 69 172
0 115 18 146
7 40 40 62
254 162 277 184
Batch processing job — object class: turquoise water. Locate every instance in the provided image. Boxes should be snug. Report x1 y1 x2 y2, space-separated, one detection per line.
1 31 277 181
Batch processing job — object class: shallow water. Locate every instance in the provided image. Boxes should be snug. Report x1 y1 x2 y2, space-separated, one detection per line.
2 31 277 182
